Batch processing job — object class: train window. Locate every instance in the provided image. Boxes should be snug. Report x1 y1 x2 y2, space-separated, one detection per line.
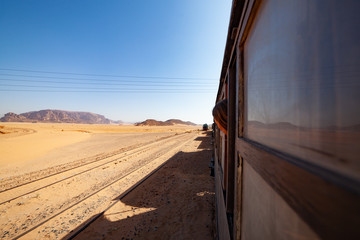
243 0 360 180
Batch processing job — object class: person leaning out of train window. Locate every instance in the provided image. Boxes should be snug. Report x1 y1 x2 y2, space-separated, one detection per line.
212 99 227 135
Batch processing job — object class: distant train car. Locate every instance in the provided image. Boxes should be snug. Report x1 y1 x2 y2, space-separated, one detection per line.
203 123 209 131
213 1 360 239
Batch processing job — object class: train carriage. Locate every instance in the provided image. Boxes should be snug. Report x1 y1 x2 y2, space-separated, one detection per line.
213 0 360 239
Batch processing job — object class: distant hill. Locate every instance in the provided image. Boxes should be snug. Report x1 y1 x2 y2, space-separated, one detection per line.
135 119 196 126
0 110 122 124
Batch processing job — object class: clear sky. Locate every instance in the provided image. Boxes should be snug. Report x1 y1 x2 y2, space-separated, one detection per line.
0 0 232 124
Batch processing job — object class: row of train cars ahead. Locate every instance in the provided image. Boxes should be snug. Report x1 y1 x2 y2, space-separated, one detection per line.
210 1 360 240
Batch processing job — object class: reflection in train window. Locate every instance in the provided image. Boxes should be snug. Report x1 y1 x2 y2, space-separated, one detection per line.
243 0 360 180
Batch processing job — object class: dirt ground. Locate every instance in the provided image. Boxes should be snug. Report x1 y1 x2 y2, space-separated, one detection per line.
71 131 215 240
0 123 198 178
0 123 215 239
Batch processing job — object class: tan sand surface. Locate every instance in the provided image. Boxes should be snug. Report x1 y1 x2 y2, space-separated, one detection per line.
70 132 215 240
0 123 91 169
0 123 214 239
0 123 200 178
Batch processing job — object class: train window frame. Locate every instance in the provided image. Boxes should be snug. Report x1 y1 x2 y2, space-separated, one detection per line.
237 46 244 138
225 56 237 214
232 0 360 239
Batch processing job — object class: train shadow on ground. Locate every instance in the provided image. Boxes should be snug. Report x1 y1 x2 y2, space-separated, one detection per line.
195 131 212 150
63 133 215 240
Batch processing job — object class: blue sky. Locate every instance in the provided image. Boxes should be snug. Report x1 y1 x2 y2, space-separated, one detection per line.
0 0 232 124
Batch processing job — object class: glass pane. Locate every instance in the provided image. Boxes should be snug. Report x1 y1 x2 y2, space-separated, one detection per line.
244 0 360 180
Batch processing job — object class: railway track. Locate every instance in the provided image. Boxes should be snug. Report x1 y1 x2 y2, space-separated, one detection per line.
0 131 198 239
65 151 173 240
0 133 181 193
0 132 187 205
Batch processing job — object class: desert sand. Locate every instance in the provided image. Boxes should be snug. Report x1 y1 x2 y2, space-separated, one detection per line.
0 123 214 239
0 123 198 177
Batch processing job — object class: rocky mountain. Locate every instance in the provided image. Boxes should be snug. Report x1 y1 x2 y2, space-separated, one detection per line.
135 119 196 126
0 110 122 124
